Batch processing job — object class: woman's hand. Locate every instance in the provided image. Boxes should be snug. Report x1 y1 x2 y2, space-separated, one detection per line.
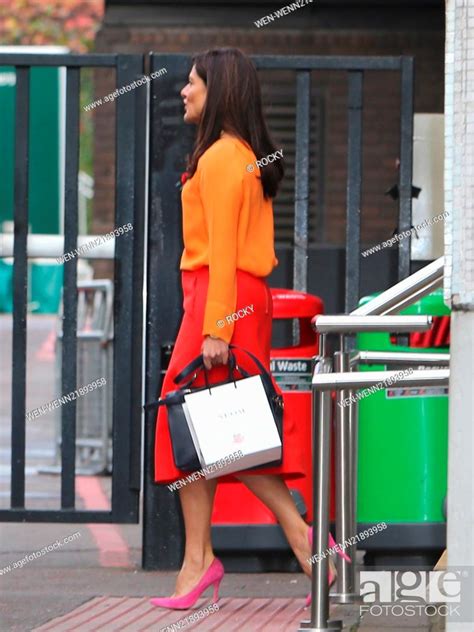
201 335 229 370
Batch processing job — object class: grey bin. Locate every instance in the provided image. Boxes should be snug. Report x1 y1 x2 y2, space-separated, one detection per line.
51 280 114 475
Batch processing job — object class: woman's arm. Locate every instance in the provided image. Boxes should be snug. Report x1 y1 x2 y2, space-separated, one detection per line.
199 141 244 345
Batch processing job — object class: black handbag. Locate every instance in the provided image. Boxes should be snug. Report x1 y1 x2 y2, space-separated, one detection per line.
144 344 284 473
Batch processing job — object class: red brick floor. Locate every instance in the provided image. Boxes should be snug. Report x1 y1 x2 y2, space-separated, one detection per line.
33 596 322 631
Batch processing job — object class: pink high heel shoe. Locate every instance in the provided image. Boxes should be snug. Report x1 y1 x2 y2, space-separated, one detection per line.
150 558 224 610
305 527 351 607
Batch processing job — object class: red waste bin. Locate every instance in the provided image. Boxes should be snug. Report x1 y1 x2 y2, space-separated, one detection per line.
211 289 333 532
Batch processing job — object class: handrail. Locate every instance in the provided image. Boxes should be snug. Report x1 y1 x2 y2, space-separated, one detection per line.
351 351 450 366
313 314 432 334
312 368 449 390
351 256 444 316
307 257 447 627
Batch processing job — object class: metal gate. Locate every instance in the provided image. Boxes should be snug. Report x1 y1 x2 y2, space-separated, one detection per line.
0 51 414 552
143 53 415 568
0 52 146 523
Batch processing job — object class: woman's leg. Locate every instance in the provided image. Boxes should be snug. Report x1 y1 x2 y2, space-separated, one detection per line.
172 477 219 596
234 473 335 579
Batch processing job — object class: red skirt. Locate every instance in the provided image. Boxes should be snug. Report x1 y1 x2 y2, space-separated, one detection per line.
153 266 305 484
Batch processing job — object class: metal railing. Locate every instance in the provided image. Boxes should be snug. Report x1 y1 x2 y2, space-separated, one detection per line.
299 257 449 632
1 51 145 524
39 280 114 475
0 233 116 259
351 350 450 367
352 256 444 316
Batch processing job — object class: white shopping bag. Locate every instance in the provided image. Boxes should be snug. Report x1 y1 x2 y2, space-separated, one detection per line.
183 375 282 479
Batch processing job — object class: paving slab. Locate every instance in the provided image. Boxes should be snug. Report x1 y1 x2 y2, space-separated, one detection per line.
31 596 356 632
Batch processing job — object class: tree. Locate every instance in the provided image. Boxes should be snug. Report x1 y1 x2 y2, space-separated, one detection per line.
0 0 103 52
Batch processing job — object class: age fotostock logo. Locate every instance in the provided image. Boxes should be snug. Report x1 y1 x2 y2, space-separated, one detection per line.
359 570 472 620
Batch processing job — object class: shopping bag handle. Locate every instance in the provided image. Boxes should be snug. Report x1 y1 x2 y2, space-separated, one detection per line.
228 344 275 394
173 348 250 386
174 344 273 391
143 346 274 412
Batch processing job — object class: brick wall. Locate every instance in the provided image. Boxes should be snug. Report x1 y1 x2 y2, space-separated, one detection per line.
444 0 474 308
90 5 444 255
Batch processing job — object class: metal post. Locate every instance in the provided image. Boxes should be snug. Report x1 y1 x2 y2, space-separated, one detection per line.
292 70 311 345
143 52 193 570
293 70 311 294
299 352 342 632
331 344 358 603
344 71 363 313
348 387 358 593
398 56 414 283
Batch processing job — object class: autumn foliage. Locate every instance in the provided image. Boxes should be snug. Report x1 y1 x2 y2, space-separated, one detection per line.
0 0 104 52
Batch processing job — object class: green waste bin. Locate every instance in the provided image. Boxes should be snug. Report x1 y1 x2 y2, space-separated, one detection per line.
356 289 449 566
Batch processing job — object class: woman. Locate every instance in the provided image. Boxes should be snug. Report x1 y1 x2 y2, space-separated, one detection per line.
151 48 347 610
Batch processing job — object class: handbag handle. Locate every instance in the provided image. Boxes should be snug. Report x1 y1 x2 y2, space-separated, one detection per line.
174 344 274 390
144 346 272 412
228 344 276 395
173 348 250 386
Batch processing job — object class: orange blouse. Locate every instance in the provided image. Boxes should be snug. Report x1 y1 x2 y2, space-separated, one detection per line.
180 136 279 343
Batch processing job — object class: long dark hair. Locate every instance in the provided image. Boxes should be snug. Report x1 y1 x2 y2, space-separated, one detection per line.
186 47 284 199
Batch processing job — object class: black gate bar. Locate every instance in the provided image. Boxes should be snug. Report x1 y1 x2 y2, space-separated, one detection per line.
345 71 363 313
61 66 80 509
293 70 311 293
11 66 30 509
111 55 146 521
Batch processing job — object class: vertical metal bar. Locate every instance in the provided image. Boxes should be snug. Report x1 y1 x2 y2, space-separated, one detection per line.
299 356 341 632
398 57 414 281
348 387 359 585
60 67 80 508
315 93 326 240
11 66 29 509
294 70 311 294
129 58 147 493
332 345 357 603
143 53 190 569
312 384 332 627
345 71 363 313
111 55 144 520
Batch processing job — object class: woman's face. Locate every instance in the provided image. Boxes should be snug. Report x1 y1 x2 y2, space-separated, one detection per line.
180 65 207 124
